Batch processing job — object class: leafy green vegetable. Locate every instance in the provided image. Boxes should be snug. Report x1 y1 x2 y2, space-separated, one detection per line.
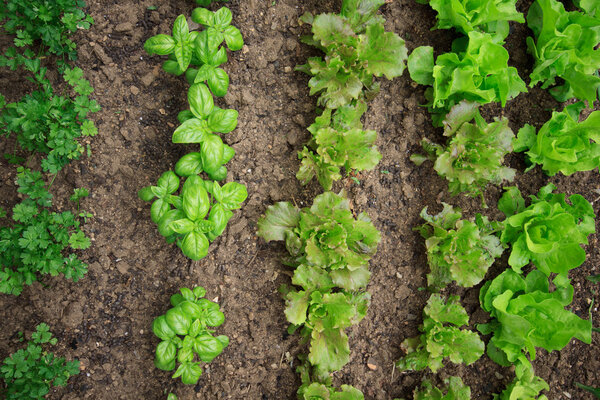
145 8 243 96
1 323 80 399
0 52 100 173
526 0 600 104
479 269 592 366
575 0 600 18
494 358 549 400
395 294 484 373
139 171 247 260
410 376 471 400
417 0 523 42
298 382 364 400
0 167 90 295
0 0 93 60
408 32 526 122
258 191 379 375
297 101 381 190
411 101 515 199
195 0 229 7
153 286 228 385
498 184 595 277
415 203 503 291
296 0 407 109
514 102 600 176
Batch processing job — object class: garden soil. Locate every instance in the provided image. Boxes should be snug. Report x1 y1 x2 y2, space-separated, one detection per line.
1 0 599 399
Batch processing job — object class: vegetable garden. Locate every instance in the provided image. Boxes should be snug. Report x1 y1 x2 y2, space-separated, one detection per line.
0 0 599 399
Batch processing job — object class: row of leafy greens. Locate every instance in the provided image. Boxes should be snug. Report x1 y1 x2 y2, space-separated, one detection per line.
141 7 247 261
295 0 408 191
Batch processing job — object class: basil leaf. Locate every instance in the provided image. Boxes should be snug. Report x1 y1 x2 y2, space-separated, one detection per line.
208 67 229 97
200 134 225 173
188 83 214 119
152 316 176 340
181 231 209 260
151 198 171 223
173 118 209 143
157 209 186 237
194 334 224 363
162 59 185 76
170 218 196 234
138 186 155 202
208 109 238 133
191 7 214 26
223 25 244 51
165 307 192 335
157 171 180 194
144 34 176 55
175 152 204 176
154 340 177 371
213 8 233 30
182 177 210 221
215 182 248 210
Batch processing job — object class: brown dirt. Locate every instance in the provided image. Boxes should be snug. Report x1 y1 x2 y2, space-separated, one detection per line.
0 0 599 399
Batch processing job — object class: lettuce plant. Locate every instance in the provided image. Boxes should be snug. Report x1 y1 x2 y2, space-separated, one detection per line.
297 101 381 191
298 382 364 400
416 0 523 42
411 101 515 199
526 0 600 103
479 269 591 367
408 32 526 121
514 102 600 176
153 286 228 385
296 0 408 109
395 294 484 373
409 377 471 400
415 203 503 291
257 191 380 376
498 184 595 277
1 323 80 400
0 168 90 295
495 358 549 400
139 172 247 260
575 0 600 18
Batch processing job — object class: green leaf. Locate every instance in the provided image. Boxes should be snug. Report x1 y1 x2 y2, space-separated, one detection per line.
173 119 210 143
188 83 214 119
165 307 192 335
257 202 300 242
357 23 407 79
182 177 211 221
157 209 186 237
223 25 244 51
154 340 177 371
170 218 196 234
408 46 435 85
172 362 203 385
151 199 171 223
207 109 238 133
175 152 204 176
200 134 225 173
144 34 176 55
181 231 210 260
157 171 180 194
214 182 247 210
194 334 225 362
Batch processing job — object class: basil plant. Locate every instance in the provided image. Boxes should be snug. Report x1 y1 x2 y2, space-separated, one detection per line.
153 286 229 385
139 171 247 260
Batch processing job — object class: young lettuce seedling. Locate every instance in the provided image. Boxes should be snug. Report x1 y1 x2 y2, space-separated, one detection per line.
416 0 523 43
498 184 595 277
515 102 600 176
153 286 229 385
139 172 247 260
257 191 380 376
395 294 484 373
415 203 503 291
406 376 471 400
408 32 526 123
527 0 600 103
411 101 516 201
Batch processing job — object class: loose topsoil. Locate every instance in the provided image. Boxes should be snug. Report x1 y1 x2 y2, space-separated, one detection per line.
0 0 599 399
